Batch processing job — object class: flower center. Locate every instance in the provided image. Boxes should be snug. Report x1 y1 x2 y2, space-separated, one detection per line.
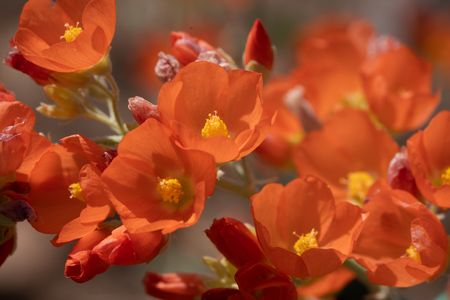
342 92 368 110
440 166 450 185
60 22 83 43
346 171 375 204
157 178 183 204
68 182 84 202
201 111 230 138
293 229 319 256
405 244 421 262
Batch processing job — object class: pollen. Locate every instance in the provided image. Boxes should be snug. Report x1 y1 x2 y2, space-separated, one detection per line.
157 178 184 204
346 171 375 204
440 166 450 185
201 111 230 138
405 244 421 263
68 182 84 202
293 228 319 256
60 22 83 43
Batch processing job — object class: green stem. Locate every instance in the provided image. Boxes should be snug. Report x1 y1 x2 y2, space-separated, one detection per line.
104 73 126 135
85 108 121 134
217 178 253 198
240 157 256 194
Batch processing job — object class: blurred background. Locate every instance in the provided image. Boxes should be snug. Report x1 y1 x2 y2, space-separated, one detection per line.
1 0 450 299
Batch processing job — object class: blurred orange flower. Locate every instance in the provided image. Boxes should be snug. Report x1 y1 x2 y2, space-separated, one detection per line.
251 176 362 279
158 61 272 163
407 111 450 208
102 119 216 234
14 0 116 72
352 186 448 287
295 109 398 204
28 135 112 243
361 42 439 132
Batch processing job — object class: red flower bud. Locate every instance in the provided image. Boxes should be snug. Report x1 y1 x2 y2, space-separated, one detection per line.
202 288 244 300
387 148 419 197
171 32 215 66
128 96 160 124
244 19 274 71
64 230 110 283
205 218 265 268
5 48 52 85
92 225 166 265
144 272 206 300
235 263 297 300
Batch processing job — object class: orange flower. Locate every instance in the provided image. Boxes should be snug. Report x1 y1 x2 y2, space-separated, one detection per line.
297 16 374 71
361 42 439 132
294 109 398 204
295 17 374 121
407 111 450 208
251 176 362 279
102 119 216 234
244 19 274 71
158 61 272 163
255 78 303 167
27 135 112 243
14 0 116 72
352 186 448 287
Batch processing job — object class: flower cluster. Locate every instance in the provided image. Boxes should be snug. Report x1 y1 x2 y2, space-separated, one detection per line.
1 1 450 300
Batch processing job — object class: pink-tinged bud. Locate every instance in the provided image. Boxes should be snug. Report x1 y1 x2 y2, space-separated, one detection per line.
64 230 111 283
244 19 274 71
5 49 52 85
92 225 166 266
205 218 265 268
128 96 160 124
144 272 206 300
171 32 215 65
367 35 400 57
0 229 15 267
155 52 180 82
387 148 419 197
196 50 231 70
0 83 15 102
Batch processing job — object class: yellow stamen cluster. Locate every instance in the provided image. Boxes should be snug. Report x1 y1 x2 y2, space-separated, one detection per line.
346 171 375 204
293 229 319 256
201 111 230 138
157 178 184 204
440 166 450 185
60 22 83 43
405 244 421 263
68 182 84 202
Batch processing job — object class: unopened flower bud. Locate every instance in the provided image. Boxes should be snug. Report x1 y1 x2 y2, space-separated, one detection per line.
5 49 52 85
387 148 419 197
128 96 160 124
154 52 180 82
171 32 214 65
244 19 274 71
